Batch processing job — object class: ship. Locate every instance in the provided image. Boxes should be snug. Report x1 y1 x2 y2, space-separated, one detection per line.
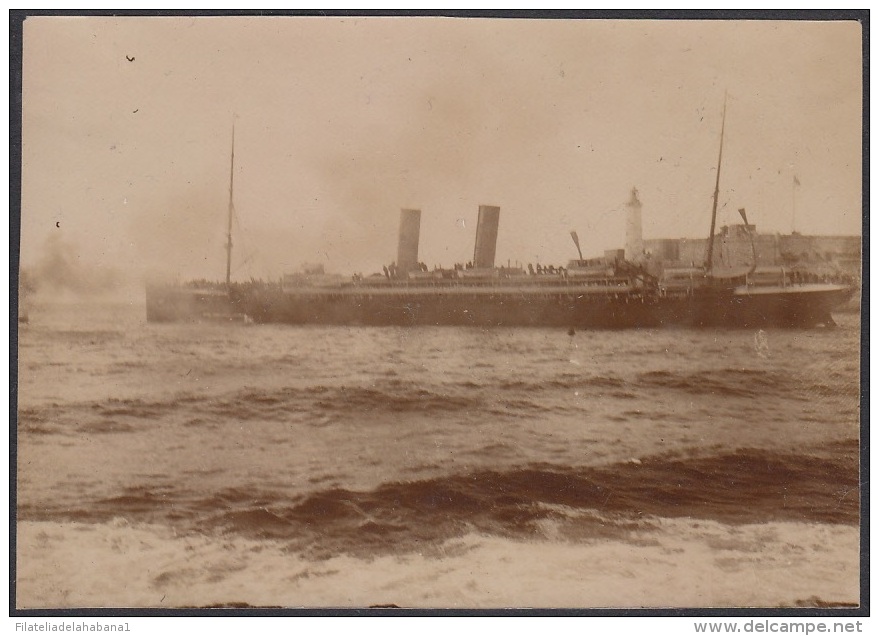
145 106 855 329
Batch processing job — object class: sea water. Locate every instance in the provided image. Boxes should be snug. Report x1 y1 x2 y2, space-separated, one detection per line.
15 302 861 608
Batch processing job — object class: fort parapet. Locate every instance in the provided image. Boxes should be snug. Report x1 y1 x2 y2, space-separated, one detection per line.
642 225 861 280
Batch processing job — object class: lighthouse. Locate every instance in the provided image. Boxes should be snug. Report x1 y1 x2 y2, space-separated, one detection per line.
625 187 644 263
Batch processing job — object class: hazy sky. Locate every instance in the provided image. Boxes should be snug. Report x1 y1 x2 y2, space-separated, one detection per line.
20 16 863 283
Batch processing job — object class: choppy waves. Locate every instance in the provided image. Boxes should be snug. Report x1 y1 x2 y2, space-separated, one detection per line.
18 359 858 438
15 307 863 607
19 440 859 559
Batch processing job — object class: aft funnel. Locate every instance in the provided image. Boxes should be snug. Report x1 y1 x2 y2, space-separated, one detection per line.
396 208 422 274
473 205 500 269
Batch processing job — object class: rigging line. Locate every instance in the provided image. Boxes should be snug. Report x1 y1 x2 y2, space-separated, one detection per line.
230 208 249 274
705 92 728 272
230 204 261 278
225 120 235 288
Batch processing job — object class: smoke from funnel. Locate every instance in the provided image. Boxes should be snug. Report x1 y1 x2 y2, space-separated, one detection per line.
27 233 125 297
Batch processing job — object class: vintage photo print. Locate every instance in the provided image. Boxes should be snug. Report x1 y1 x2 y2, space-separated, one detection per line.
14 13 864 612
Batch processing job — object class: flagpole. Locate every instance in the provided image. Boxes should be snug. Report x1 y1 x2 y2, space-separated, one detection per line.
791 175 799 234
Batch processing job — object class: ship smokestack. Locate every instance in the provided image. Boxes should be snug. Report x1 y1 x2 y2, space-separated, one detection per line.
625 187 644 263
473 205 500 269
396 208 422 275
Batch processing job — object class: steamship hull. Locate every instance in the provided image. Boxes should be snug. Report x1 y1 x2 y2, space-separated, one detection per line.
236 282 853 329
655 283 854 328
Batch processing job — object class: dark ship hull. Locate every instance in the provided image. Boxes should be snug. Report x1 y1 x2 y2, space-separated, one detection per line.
655 283 854 328
146 276 852 329
241 282 852 329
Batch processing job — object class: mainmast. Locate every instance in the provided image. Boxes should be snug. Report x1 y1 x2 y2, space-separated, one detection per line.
705 94 727 274
225 122 235 289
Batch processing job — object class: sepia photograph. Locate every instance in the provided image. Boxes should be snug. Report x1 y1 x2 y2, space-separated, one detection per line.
13 12 864 612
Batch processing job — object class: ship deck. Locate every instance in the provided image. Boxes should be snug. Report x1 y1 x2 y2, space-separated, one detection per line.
282 277 637 296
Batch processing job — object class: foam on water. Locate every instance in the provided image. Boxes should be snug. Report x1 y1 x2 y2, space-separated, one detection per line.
17 518 858 609
15 302 862 608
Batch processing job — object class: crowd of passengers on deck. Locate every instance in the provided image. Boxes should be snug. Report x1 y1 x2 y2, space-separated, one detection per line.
378 260 574 280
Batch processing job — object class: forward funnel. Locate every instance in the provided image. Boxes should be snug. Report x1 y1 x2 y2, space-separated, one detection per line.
396 208 422 274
